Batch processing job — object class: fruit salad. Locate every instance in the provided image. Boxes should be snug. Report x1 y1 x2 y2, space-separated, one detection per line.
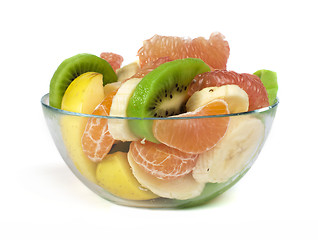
47 32 278 205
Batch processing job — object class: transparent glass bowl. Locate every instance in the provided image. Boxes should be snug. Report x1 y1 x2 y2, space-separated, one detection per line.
41 93 278 208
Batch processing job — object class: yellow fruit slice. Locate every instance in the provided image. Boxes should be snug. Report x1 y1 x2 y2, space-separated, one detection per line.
61 72 104 114
60 72 105 183
96 152 158 200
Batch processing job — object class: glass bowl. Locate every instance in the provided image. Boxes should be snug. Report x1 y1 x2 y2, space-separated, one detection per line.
41 93 278 208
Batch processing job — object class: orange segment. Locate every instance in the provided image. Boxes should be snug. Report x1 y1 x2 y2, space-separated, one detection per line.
81 90 117 162
153 99 230 154
137 33 229 69
129 141 198 180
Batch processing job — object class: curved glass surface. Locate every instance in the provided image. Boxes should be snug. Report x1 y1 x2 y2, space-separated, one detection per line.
41 93 279 208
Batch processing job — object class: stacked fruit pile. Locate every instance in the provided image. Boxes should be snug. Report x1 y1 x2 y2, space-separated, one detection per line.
49 33 278 201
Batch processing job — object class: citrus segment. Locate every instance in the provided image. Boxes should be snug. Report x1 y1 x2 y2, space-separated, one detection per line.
129 141 198 180
153 99 230 154
100 52 124 72
127 57 172 80
137 33 229 69
127 151 205 200
188 70 269 111
81 90 117 162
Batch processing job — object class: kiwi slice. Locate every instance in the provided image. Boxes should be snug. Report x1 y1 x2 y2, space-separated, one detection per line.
253 69 278 105
49 53 117 109
126 58 210 143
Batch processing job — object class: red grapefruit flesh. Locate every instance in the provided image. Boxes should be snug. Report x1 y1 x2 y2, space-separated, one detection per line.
137 33 230 69
100 52 124 72
131 57 172 79
129 141 198 180
153 99 230 154
188 70 269 111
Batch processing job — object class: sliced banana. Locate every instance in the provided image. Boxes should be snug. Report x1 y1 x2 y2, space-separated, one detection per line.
116 60 140 82
192 116 265 183
103 81 121 96
108 78 141 141
186 85 249 113
128 151 205 200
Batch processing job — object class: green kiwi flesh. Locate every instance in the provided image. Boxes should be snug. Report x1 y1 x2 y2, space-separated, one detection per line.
126 58 211 143
49 53 117 109
253 69 278 105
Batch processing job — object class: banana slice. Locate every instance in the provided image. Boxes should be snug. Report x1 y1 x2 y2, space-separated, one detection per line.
103 81 121 96
116 61 140 82
108 78 141 141
192 116 265 183
186 85 249 113
127 151 205 200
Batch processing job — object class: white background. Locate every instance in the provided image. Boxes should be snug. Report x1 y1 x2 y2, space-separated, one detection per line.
1 0 317 239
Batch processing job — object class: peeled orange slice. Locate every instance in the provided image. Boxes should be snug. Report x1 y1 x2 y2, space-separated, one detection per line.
129 141 198 180
153 99 230 154
81 90 117 162
128 151 205 200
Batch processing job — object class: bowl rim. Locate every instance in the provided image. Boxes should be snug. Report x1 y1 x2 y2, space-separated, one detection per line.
41 93 279 120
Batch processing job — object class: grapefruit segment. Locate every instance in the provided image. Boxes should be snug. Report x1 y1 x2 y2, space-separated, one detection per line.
153 99 230 154
81 90 117 162
137 33 230 69
100 52 124 72
129 141 198 180
188 70 269 111
130 57 172 79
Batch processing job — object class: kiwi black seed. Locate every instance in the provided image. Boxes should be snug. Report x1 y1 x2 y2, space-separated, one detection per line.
49 53 117 109
147 85 190 118
126 58 211 143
